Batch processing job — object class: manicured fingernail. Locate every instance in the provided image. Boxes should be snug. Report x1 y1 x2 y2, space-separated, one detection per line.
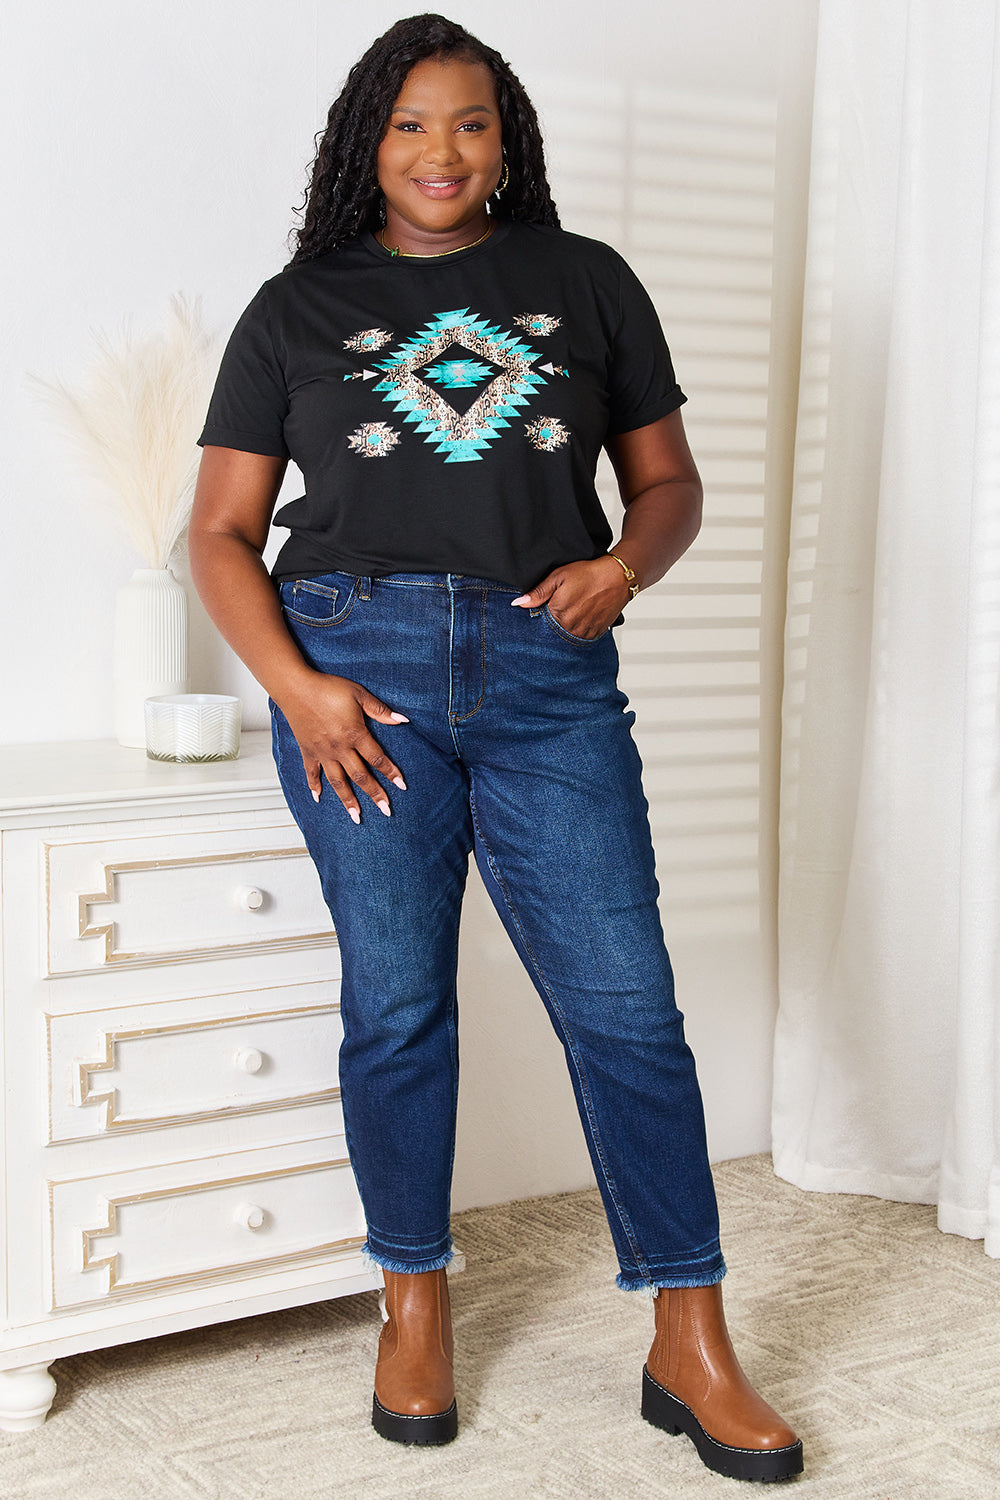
311 789 321 803
511 595 530 606
348 807 361 825
392 776 407 790
377 800 391 817
389 712 410 723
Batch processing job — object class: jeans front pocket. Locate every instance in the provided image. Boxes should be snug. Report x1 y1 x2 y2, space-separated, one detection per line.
280 577 358 628
542 603 611 645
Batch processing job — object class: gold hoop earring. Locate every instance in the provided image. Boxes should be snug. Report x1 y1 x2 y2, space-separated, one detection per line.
496 156 509 197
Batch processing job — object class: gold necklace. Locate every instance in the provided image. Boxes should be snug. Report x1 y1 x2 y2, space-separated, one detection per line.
378 223 494 259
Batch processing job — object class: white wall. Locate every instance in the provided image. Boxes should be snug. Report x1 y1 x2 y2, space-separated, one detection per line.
1 1 817 1213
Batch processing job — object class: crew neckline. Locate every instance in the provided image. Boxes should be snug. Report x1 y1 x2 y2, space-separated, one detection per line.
364 218 513 267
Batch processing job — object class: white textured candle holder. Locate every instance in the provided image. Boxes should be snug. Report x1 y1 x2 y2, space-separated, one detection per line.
144 694 241 763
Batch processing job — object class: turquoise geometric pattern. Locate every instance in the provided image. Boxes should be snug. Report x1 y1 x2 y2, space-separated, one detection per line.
343 328 393 353
368 308 550 464
346 421 401 458
525 415 570 452
423 358 496 390
514 313 562 337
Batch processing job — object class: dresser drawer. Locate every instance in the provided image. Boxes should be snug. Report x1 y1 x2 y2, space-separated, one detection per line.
47 1140 366 1310
44 823 335 977
47 994 343 1144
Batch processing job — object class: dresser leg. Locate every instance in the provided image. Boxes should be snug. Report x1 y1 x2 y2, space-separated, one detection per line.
0 1363 58 1430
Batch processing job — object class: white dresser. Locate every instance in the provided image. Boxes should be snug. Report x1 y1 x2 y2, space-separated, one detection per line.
0 731 378 1429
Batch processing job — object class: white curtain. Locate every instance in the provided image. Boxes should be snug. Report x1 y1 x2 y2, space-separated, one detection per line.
773 0 1000 1254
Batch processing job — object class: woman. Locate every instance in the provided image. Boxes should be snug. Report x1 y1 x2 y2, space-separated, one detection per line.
189 14 802 1483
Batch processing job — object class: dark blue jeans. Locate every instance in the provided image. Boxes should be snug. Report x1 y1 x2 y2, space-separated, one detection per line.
270 571 725 1290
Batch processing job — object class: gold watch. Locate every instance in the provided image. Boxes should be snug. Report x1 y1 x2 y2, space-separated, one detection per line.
608 551 640 601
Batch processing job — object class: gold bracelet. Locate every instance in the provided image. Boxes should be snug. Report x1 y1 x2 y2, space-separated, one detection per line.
608 551 640 601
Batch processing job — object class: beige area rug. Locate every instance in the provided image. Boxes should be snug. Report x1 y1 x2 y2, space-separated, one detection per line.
3 1155 999 1499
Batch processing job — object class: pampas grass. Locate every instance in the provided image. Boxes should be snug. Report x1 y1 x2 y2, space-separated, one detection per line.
31 295 220 569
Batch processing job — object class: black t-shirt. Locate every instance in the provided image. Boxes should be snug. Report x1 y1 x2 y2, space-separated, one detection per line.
198 220 686 592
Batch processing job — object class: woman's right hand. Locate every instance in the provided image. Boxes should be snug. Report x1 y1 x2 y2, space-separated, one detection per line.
278 671 409 824
187 451 408 824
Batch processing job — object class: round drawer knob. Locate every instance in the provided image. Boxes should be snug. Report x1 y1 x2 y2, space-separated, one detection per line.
234 1202 266 1230
235 886 264 911
234 1046 264 1074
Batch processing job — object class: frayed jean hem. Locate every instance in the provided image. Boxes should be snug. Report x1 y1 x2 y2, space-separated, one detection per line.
616 1261 727 1297
362 1241 454 1276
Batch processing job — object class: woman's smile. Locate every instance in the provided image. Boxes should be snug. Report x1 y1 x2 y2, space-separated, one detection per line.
410 175 468 197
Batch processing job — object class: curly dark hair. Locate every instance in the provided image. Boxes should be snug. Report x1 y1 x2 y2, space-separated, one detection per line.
287 13 560 265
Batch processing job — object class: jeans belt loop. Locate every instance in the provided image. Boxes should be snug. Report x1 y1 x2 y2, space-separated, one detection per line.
357 575 372 601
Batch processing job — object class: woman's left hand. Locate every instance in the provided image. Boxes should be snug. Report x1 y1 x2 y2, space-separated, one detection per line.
510 555 631 639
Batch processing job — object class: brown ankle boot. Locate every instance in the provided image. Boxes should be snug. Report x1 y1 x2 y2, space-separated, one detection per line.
642 1284 803 1482
371 1268 457 1445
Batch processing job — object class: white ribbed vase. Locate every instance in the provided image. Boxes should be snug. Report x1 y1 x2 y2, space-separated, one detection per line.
113 568 189 747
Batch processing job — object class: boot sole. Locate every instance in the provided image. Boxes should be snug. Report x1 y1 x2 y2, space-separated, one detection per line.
372 1393 458 1445
641 1365 803 1483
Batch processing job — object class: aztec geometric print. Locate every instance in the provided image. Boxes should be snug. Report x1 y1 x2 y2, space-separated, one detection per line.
343 309 567 464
